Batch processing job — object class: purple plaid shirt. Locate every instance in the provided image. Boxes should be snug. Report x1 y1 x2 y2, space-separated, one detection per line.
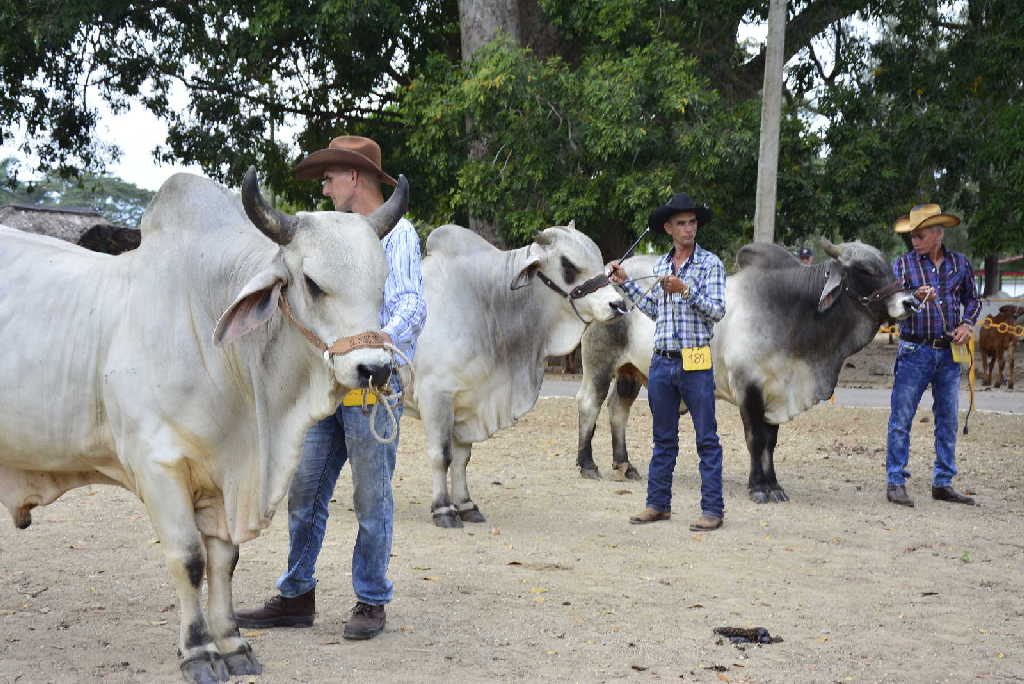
892 247 980 341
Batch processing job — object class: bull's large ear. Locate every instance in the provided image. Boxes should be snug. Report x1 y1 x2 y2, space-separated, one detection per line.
214 262 290 345
817 263 844 312
510 255 542 290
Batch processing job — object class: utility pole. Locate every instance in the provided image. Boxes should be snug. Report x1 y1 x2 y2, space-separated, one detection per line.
753 0 787 243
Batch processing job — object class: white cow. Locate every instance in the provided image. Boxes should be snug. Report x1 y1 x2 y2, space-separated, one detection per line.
0 168 408 682
402 222 627 527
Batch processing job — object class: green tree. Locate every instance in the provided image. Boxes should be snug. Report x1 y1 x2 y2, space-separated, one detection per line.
1 157 153 225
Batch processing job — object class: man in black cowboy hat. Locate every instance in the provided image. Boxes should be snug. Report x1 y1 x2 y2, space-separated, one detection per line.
886 203 980 508
236 135 426 639
608 193 727 531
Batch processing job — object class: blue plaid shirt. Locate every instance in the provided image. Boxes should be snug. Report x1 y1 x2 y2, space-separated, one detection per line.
892 247 980 341
379 217 427 363
620 245 726 350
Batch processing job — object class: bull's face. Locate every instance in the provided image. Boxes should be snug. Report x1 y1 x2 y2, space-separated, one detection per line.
284 214 393 388
214 169 408 390
512 222 627 322
822 240 917 320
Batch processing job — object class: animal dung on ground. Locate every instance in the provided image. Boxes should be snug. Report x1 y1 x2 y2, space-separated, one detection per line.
713 626 783 644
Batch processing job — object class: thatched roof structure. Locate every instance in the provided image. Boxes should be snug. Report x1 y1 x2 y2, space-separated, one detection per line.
0 203 140 255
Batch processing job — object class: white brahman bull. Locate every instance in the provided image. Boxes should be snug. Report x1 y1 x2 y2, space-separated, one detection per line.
577 240 918 503
402 222 626 527
0 168 408 682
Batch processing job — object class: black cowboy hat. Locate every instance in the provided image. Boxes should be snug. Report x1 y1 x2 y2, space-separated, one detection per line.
648 193 712 232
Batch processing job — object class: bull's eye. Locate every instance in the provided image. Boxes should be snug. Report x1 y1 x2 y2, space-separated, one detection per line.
560 256 580 284
305 274 325 298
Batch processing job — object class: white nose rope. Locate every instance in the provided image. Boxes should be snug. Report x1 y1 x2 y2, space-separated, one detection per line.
364 343 415 444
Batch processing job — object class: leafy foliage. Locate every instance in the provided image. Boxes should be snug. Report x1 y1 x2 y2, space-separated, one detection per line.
1 157 153 225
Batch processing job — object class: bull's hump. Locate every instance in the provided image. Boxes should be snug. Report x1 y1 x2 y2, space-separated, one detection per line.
735 242 801 271
138 173 240 237
425 224 498 258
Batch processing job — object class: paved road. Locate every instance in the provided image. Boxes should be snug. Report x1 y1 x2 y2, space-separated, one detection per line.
540 377 1024 414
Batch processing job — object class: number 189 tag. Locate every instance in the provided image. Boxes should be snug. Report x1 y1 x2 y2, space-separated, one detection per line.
681 345 712 371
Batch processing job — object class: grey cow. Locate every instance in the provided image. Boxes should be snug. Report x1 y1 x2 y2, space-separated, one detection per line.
578 240 917 502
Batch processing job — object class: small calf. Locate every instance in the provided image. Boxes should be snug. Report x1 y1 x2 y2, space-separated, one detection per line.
978 305 1024 389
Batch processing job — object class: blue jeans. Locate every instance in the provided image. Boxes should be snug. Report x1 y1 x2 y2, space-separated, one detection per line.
646 354 725 518
886 342 960 487
277 377 403 605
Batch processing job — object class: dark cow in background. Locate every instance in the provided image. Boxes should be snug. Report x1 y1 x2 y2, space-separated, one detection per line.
978 305 1024 389
578 240 918 503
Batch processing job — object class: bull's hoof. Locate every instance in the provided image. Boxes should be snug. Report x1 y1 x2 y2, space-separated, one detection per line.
623 464 642 481
458 505 487 523
179 652 228 684
222 644 262 676
580 467 601 480
432 511 463 528
749 487 789 504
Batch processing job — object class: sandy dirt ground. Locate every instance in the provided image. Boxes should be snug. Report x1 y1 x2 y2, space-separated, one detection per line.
2 339 1023 683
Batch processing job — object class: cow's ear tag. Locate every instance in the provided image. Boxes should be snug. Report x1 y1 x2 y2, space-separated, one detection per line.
817 265 843 312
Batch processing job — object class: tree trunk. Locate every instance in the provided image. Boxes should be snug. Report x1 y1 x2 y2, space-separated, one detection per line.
458 0 522 246
753 0 787 243
983 254 1001 296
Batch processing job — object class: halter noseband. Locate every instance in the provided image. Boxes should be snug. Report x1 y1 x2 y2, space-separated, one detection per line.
837 269 909 314
278 295 392 361
535 271 611 324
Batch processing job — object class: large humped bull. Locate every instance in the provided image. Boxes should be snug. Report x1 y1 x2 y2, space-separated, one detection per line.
0 169 408 682
578 240 918 502
402 222 627 527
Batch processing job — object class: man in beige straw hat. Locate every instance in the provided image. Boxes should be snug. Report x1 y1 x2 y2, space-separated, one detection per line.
236 135 426 640
885 203 980 508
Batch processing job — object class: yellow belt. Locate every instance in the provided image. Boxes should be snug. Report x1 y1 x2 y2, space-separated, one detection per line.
341 389 377 407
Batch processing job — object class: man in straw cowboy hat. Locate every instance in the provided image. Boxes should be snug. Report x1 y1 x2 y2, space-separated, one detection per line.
608 192 727 531
886 203 981 507
236 136 426 639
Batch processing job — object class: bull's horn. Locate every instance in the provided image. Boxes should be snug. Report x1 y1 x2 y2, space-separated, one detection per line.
367 174 409 238
820 238 842 259
242 166 296 245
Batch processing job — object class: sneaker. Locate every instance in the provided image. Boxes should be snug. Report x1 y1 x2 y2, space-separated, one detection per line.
343 602 386 640
234 588 315 628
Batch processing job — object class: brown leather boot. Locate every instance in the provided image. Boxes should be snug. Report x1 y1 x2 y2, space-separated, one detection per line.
234 588 315 628
628 507 671 524
343 602 386 640
886 484 915 507
688 515 723 532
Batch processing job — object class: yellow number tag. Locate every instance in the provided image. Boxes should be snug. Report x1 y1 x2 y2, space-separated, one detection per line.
681 345 712 371
341 389 377 407
950 341 971 367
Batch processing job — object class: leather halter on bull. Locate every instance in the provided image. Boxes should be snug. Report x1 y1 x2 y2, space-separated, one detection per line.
240 166 411 443
277 296 392 362
535 270 613 324
819 239 910 315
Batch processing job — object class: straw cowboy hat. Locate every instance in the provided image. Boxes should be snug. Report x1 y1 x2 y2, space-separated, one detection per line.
893 214 911 233
293 135 397 186
894 203 961 233
648 193 712 232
